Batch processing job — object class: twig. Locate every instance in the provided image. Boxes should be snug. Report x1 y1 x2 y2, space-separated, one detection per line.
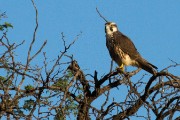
48 32 81 75
30 40 47 61
27 0 39 66
109 60 113 83
17 0 39 91
96 7 108 22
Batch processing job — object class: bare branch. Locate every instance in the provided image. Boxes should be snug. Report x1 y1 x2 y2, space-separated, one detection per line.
96 7 109 22
27 0 39 66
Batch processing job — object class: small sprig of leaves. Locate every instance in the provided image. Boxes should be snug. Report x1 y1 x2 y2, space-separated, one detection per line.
0 22 13 31
0 76 6 81
0 12 7 20
24 85 34 92
23 99 35 111
53 70 73 91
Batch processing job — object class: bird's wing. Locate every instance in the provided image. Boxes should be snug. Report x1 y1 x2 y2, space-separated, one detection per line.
113 31 158 71
113 31 141 60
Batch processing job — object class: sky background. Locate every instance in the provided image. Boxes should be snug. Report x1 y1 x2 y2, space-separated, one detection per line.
1 0 180 119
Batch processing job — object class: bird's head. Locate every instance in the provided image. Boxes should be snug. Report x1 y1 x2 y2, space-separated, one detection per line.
105 22 118 35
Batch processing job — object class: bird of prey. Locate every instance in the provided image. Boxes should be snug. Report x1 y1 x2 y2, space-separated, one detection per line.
105 22 158 75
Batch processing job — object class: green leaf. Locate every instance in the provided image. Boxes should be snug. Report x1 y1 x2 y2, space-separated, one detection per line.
4 22 13 28
23 99 35 111
0 76 6 81
53 78 68 90
0 26 3 31
0 22 13 31
24 85 34 91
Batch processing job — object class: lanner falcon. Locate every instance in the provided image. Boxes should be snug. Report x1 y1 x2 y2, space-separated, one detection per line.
105 22 158 75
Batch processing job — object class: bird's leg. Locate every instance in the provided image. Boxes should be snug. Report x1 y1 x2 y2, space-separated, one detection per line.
109 60 114 84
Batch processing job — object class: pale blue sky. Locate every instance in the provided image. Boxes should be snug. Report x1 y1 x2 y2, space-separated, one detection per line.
1 1 180 73
0 0 180 74
1 0 180 119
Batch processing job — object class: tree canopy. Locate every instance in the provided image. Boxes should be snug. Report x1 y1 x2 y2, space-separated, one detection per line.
0 1 179 120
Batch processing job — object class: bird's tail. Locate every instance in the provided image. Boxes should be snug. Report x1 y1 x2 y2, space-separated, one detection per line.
138 58 158 75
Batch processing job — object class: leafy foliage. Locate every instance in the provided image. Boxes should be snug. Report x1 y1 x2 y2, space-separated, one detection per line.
25 85 34 91
0 22 13 31
54 97 78 120
0 12 13 31
23 99 35 111
0 76 6 81
53 70 73 90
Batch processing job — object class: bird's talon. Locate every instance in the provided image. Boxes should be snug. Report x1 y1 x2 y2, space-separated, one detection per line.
119 64 124 71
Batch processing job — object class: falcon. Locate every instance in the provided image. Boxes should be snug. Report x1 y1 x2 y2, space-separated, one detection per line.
105 22 158 75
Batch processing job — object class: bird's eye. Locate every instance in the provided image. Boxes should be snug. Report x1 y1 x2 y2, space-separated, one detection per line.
110 27 113 31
